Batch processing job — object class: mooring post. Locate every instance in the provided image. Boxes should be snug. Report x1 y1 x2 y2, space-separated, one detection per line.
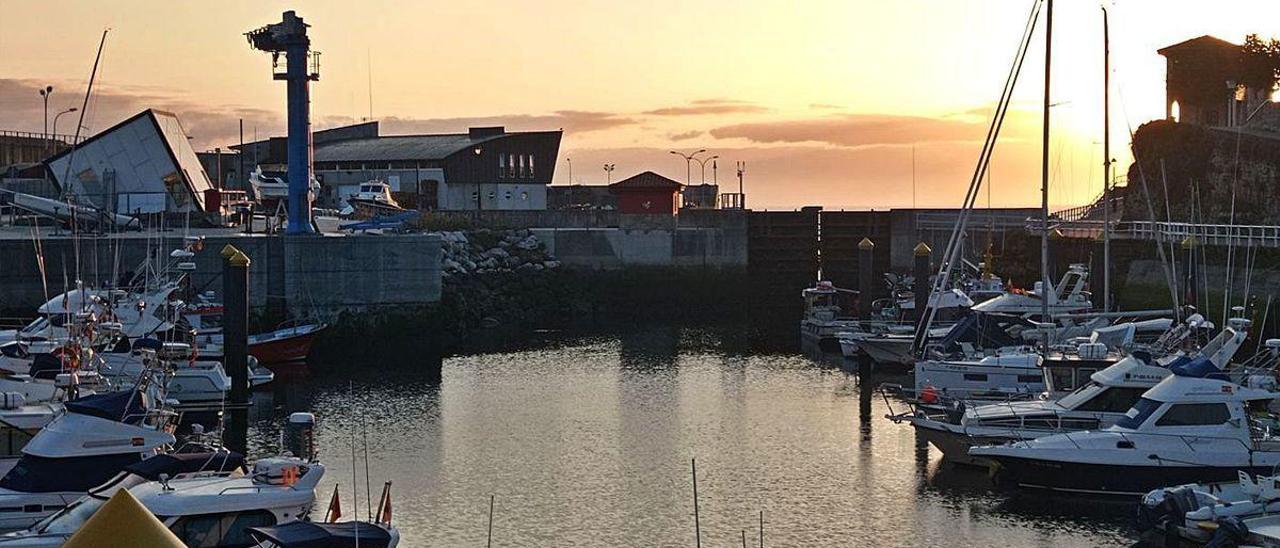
221 244 251 403
913 242 931 329
1182 236 1197 310
857 237 875 319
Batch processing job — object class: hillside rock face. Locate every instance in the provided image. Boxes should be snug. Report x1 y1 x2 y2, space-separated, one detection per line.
1124 119 1280 224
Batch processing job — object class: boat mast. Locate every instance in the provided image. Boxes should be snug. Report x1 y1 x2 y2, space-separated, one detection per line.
1102 6 1112 312
1040 0 1053 328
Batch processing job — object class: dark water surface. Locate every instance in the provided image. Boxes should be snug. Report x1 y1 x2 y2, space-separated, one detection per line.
245 326 1137 547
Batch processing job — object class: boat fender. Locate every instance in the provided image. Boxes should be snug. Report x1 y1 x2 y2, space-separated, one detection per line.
921 386 939 404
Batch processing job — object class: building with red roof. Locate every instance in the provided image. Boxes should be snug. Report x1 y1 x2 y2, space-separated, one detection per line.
608 171 683 215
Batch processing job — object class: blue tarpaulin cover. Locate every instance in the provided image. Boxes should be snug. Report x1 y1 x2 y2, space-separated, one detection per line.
64 390 147 424
122 451 244 481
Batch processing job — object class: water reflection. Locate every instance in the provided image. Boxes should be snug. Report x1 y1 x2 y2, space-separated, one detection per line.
238 325 1136 547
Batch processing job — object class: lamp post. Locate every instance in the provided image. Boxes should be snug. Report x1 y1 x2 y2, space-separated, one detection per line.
565 157 573 185
38 85 53 154
52 108 78 148
693 155 719 184
669 149 706 186
473 146 483 212
603 163 615 184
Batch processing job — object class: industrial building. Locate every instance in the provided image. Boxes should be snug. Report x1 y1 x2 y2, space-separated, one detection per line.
232 122 562 211
45 109 215 215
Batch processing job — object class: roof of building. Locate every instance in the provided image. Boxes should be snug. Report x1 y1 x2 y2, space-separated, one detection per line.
311 130 561 163
609 171 683 191
1157 35 1238 57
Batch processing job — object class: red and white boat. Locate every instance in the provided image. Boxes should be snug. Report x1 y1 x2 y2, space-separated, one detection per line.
185 304 326 366
247 321 327 365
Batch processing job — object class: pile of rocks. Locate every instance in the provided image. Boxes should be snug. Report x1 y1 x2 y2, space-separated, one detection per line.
438 229 561 279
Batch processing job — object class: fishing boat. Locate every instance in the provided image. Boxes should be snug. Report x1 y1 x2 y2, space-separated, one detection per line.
342 180 404 219
799 281 859 352
971 366 1280 496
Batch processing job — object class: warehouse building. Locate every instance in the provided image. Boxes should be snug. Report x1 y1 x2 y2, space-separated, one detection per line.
233 122 562 211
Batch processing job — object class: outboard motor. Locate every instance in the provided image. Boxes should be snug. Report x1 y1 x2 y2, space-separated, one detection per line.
1138 486 1202 544
1204 516 1249 548
285 412 317 461
944 400 966 425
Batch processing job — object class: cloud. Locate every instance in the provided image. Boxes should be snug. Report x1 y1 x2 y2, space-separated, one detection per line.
709 111 1035 148
809 103 843 110
643 99 769 116
378 110 635 136
667 130 704 141
0 78 283 150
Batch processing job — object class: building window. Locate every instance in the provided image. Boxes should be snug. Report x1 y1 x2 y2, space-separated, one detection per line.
528 155 535 178
498 154 506 179
521 191 529 200
504 191 512 200
518 155 526 178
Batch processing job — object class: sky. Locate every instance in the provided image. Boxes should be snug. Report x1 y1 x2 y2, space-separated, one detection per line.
2 0 1279 210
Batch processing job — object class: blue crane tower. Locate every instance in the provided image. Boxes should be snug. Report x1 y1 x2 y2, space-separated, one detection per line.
246 11 319 234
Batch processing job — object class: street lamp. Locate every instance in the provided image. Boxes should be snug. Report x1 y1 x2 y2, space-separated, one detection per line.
51 108 78 151
473 146 483 212
38 85 53 153
602 163 615 184
669 149 706 186
565 157 573 185
692 155 719 184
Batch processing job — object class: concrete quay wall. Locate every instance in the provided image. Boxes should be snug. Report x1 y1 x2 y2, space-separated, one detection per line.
531 227 747 269
0 231 442 317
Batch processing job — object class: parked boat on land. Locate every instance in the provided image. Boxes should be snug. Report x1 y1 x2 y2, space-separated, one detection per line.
342 180 404 219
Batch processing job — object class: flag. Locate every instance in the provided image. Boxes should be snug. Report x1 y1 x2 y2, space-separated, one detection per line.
325 484 341 523
378 482 393 524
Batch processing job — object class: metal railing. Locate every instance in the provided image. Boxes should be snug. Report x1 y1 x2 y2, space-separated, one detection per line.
1124 221 1280 248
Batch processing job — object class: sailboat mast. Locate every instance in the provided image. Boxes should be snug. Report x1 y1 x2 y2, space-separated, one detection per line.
1040 0 1053 325
1102 6 1112 312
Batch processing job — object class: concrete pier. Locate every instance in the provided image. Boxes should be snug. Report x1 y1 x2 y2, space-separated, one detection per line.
0 226 442 316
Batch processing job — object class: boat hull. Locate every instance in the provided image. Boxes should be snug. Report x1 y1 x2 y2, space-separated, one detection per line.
987 455 1273 497
249 325 325 365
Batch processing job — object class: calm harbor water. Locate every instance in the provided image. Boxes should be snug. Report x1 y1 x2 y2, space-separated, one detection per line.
244 325 1138 547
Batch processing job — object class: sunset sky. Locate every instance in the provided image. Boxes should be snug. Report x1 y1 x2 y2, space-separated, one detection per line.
2 0 1279 209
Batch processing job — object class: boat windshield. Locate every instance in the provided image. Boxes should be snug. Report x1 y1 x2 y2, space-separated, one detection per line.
35 496 105 534
1115 398 1163 430
1055 381 1104 409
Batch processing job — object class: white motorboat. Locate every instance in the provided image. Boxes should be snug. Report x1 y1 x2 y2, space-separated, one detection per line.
894 331 1258 467
971 368 1280 496
0 386 177 531
911 314 1227 401
249 166 320 206
969 263 1094 318
0 453 321 547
